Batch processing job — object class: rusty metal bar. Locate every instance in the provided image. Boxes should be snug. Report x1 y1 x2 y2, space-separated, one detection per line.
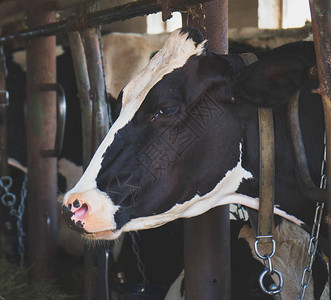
81 27 110 300
81 28 110 149
68 30 97 299
309 0 331 297
26 0 57 281
68 31 92 170
183 1 231 299
68 29 110 300
0 0 212 45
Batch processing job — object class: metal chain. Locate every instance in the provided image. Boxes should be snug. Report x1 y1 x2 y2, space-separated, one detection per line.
129 232 149 286
297 133 327 300
17 174 27 269
230 204 248 221
0 174 27 268
254 237 284 295
0 176 16 207
236 204 248 221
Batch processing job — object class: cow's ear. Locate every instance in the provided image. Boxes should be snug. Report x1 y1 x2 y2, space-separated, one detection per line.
194 54 235 103
234 56 314 107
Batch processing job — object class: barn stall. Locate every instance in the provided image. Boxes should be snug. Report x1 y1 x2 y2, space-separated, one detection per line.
0 0 330 299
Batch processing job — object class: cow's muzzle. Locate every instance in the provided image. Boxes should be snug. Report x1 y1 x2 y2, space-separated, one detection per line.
61 203 90 234
61 188 118 238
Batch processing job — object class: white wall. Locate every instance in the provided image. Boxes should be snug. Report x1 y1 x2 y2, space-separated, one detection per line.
147 12 182 34
259 0 311 29
282 0 311 28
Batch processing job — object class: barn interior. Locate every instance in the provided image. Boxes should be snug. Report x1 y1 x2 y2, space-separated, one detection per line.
0 0 329 299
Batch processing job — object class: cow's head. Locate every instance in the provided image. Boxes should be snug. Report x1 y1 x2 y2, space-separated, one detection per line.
62 28 315 240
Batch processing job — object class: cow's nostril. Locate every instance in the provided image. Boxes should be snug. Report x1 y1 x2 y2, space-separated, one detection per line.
73 199 80 208
68 203 72 210
61 203 89 234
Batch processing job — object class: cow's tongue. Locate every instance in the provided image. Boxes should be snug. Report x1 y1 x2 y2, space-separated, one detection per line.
74 204 88 219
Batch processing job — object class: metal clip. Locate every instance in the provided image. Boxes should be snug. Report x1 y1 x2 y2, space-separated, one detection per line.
254 236 283 296
0 90 9 106
254 236 276 259
259 269 284 296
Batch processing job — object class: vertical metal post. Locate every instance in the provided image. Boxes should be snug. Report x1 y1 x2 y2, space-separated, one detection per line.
309 1 331 298
0 46 9 177
0 46 9 239
26 0 57 281
81 28 110 150
68 32 96 299
183 1 231 299
68 27 110 300
82 27 110 300
68 31 93 170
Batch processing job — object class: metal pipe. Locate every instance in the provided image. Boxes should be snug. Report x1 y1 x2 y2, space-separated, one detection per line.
0 46 9 245
26 0 57 282
68 27 111 300
287 90 327 203
0 0 212 45
0 47 9 177
81 28 110 148
309 0 331 298
81 27 110 300
68 31 92 170
183 1 231 299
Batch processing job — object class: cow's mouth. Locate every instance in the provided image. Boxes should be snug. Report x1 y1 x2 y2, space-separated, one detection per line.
72 204 88 221
83 228 122 240
61 204 90 234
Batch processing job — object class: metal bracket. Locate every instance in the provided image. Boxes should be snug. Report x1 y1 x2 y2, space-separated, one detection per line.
40 83 67 157
0 90 9 106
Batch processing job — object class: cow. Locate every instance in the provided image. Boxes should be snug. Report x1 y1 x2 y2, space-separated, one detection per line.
61 27 328 298
62 26 322 238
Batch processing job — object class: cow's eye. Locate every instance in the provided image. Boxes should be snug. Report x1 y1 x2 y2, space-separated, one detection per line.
151 106 178 122
159 106 178 116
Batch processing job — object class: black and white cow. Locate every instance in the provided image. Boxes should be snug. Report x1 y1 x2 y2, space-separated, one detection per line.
62 27 322 238
61 27 328 298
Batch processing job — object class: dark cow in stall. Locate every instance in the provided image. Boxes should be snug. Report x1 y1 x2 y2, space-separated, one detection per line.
0 47 85 259
62 27 329 299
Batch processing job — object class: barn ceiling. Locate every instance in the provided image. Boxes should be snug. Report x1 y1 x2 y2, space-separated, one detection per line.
0 0 132 29
0 0 312 50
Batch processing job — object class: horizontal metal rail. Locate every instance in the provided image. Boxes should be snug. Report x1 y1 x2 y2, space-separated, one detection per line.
0 0 212 45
